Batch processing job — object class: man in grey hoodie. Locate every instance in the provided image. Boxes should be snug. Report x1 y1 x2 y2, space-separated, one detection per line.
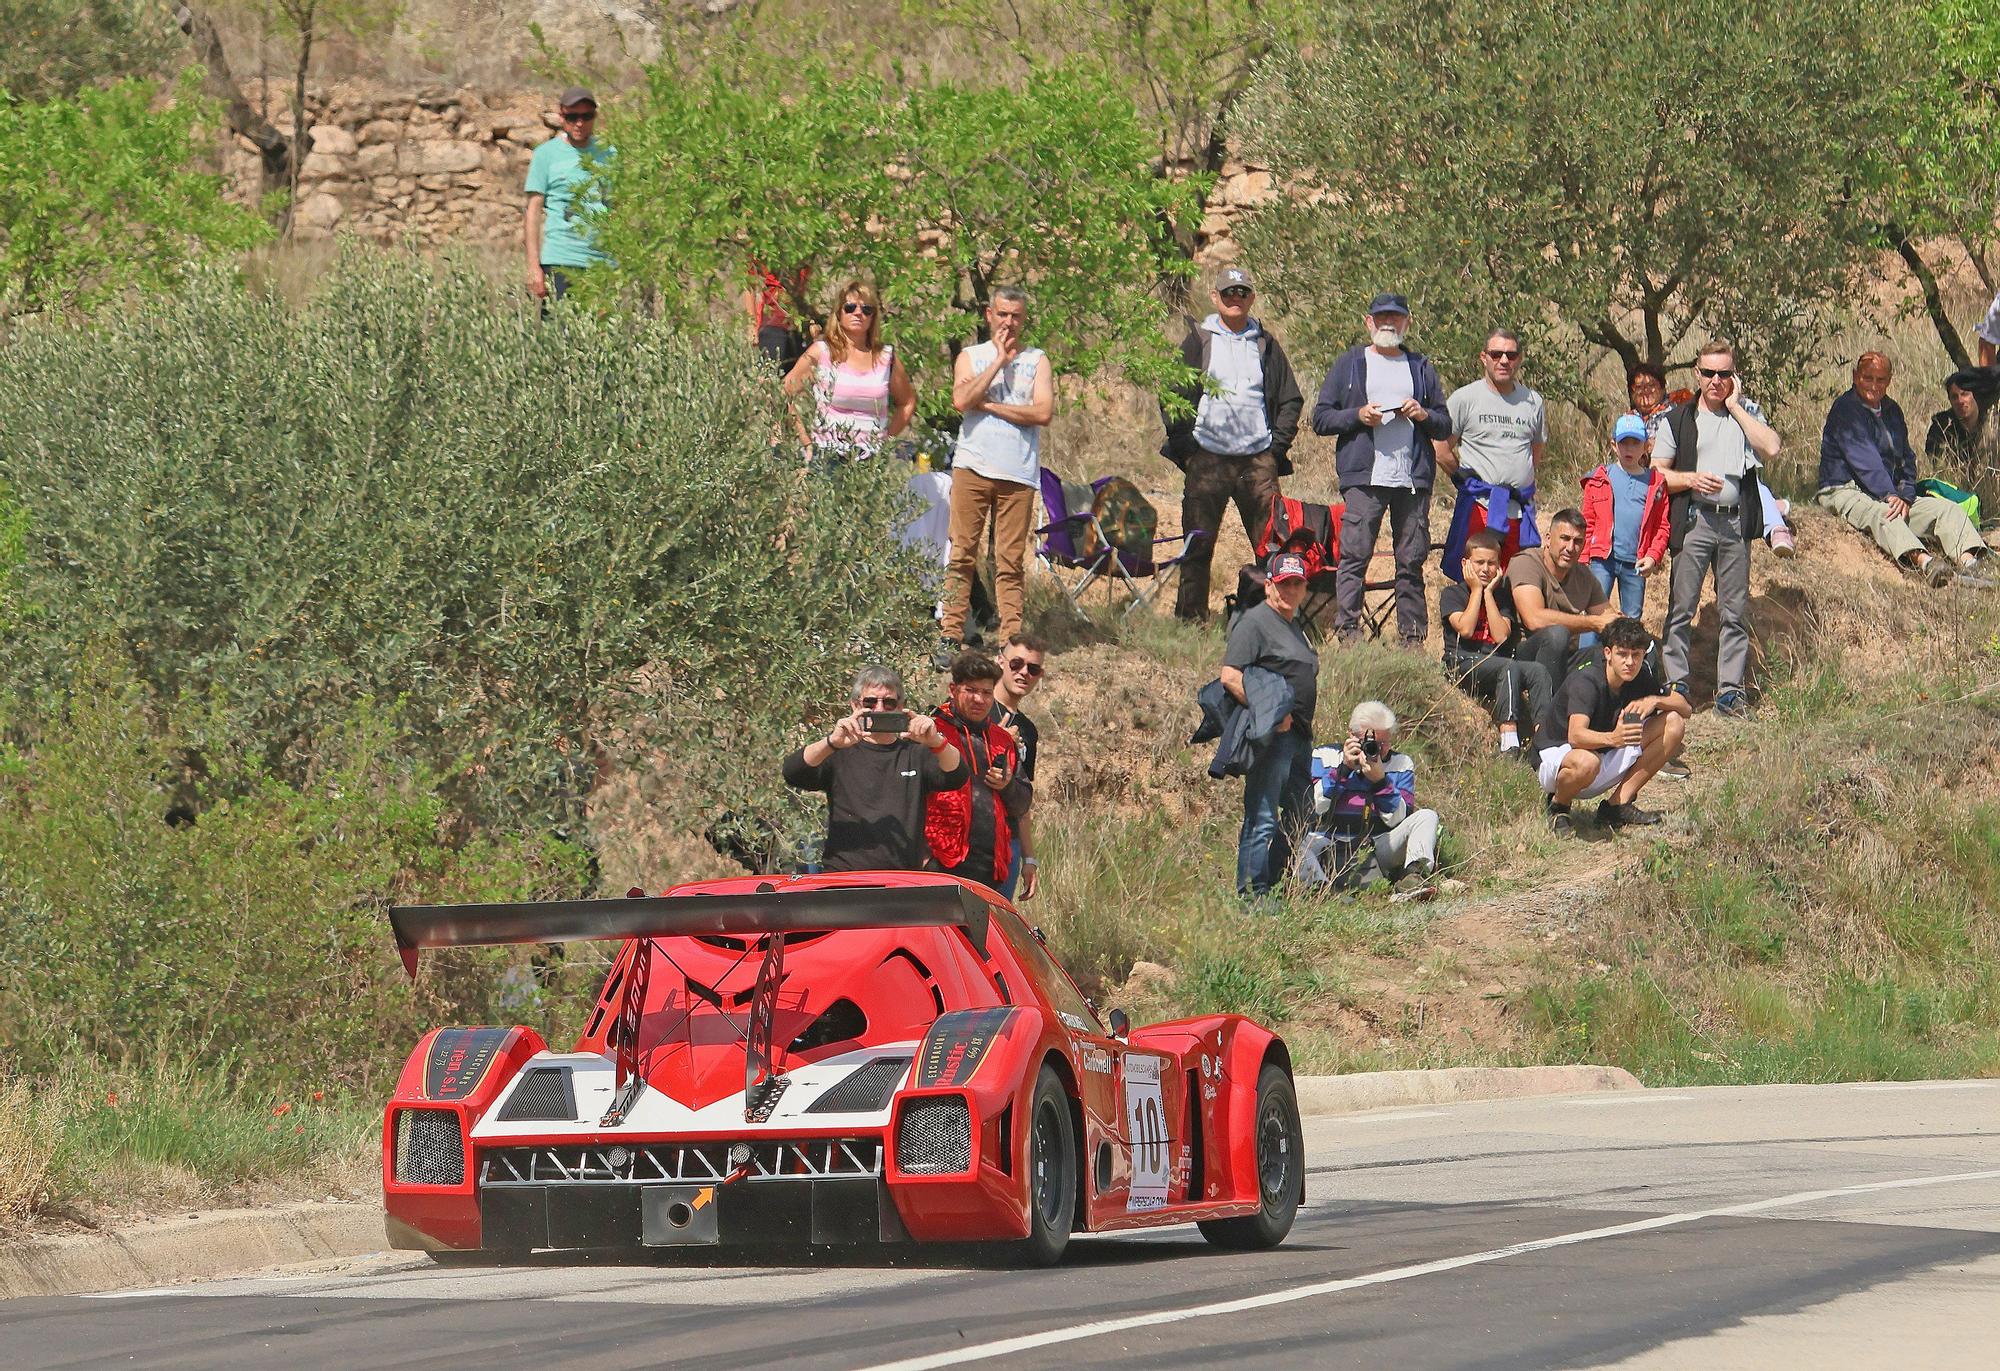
1160 265 1306 622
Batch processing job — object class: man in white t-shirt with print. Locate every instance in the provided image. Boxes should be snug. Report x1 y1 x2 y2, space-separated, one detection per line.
941 287 1055 666
1438 328 1548 579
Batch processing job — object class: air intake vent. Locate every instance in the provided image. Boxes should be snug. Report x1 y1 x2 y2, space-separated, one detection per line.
896 1098 971 1174
496 1067 575 1122
394 1108 465 1186
807 1057 911 1114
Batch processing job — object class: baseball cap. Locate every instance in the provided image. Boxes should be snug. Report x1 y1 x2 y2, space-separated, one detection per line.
1367 292 1409 316
1613 414 1649 442
558 86 597 110
1267 551 1309 583
1212 265 1255 293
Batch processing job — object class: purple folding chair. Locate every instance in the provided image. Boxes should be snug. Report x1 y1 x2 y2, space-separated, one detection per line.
1034 469 1202 617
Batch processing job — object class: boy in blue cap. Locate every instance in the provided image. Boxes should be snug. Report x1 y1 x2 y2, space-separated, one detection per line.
1580 414 1671 618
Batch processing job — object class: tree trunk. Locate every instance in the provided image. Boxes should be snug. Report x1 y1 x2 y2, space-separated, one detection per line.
175 5 291 197
1894 230 1972 372
287 9 316 238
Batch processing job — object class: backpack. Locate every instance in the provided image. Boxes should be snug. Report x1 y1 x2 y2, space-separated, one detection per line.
1918 477 1981 527
1255 494 1339 575
1083 477 1158 561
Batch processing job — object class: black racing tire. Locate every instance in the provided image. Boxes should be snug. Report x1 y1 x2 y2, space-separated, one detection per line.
1198 1063 1303 1250
1020 1065 1078 1266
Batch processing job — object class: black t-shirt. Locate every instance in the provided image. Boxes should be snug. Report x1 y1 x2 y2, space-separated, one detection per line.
1224 601 1319 727
993 703 1039 790
1532 649 1663 753
1439 577 1516 658
781 738 953 871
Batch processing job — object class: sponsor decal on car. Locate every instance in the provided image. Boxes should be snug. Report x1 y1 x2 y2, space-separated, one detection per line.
915 1006 1016 1088
423 1026 510 1101
1123 1053 1170 1211
1082 1046 1115 1075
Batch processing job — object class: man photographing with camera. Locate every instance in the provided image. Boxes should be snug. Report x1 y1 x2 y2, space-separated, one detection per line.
1297 701 1440 893
783 665 963 871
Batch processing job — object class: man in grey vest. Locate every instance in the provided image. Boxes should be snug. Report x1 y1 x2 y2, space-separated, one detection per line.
1160 265 1305 622
941 287 1055 665
1653 340 1781 720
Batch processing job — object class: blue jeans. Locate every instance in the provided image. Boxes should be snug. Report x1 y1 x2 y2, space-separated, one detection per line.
998 837 1023 901
1237 727 1312 895
1590 556 1647 618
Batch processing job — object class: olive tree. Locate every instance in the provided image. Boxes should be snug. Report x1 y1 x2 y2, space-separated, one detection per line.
1233 0 1919 401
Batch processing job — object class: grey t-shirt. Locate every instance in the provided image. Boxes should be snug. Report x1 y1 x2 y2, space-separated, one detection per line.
1224 601 1319 729
1364 349 1417 488
1507 549 1603 618
1447 381 1547 494
1653 399 1764 508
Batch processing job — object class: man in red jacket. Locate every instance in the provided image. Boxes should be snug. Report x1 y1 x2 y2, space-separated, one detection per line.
926 651 1027 891
1582 414 1671 618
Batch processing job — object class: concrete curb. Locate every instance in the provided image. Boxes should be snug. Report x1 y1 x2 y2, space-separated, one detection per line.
0 1201 386 1300
1295 1065 1642 1117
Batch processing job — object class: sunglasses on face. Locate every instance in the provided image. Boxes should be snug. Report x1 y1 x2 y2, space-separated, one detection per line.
1005 657 1045 678
856 695 899 709
842 302 876 317
1698 366 1735 379
561 109 597 122
1219 287 1252 300
1485 348 1520 360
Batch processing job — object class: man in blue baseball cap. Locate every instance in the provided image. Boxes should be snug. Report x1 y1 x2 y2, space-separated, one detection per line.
1218 550 1320 899
1310 292 1452 646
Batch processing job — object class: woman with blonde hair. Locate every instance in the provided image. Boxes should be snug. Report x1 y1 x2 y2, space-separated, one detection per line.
784 280 917 462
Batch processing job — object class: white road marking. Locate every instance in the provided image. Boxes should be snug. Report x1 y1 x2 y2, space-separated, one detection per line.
1560 1094 1694 1106
854 1168 2000 1371
1849 1081 2000 1092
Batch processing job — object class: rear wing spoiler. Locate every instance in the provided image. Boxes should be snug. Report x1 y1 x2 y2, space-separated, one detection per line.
388 881 991 977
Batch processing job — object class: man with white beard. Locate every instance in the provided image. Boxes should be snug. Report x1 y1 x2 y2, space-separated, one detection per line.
1310 293 1453 645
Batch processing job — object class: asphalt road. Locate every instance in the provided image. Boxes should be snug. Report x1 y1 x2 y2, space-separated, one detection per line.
10 1082 1999 1370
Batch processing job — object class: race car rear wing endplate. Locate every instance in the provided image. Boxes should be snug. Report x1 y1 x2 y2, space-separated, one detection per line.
388 882 991 977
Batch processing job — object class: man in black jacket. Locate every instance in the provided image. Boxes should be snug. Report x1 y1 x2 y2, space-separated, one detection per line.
1159 265 1305 622
1310 292 1453 646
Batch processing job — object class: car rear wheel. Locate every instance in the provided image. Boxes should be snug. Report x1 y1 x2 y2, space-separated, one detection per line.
1198 1063 1302 1250
1020 1065 1077 1265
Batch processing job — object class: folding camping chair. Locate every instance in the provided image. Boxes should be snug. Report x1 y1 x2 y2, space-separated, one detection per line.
1035 469 1202 617
1225 492 1444 642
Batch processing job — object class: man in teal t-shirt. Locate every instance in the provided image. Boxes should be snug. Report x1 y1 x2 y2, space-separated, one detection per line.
523 86 612 312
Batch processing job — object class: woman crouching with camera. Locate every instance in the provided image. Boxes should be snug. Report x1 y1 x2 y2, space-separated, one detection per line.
1295 701 1441 894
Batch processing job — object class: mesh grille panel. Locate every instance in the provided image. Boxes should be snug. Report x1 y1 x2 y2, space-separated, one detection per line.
897 1098 971 1174
496 1067 574 1122
807 1057 911 1115
395 1108 465 1186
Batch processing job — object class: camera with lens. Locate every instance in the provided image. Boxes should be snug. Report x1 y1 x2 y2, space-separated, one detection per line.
1359 729 1381 760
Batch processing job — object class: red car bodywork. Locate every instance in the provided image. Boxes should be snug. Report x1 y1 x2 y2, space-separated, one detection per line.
382 872 1293 1253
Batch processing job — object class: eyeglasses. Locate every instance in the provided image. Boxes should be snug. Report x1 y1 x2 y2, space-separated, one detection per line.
1485 348 1520 360
1219 287 1252 300
560 109 597 122
1698 366 1735 379
842 302 876 317
1005 657 1045 678
856 696 899 708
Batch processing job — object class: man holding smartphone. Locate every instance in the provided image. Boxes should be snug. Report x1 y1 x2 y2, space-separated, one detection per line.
783 665 963 871
925 652 1028 891
1533 616 1689 836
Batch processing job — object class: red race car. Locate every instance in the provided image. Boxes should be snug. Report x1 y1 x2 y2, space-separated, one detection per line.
383 872 1302 1264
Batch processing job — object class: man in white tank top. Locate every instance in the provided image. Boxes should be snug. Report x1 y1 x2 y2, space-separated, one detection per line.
940 287 1055 665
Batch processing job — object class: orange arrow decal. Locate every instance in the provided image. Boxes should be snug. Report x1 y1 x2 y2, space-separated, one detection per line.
691 1187 714 1211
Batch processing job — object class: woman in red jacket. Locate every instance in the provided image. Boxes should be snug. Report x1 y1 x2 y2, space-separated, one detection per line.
1581 415 1672 618
925 652 1026 892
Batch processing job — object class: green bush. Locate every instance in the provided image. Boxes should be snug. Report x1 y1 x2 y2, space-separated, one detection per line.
0 655 590 1089
0 253 935 841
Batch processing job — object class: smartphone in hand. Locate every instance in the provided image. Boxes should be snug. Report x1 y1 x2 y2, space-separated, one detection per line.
860 710 911 734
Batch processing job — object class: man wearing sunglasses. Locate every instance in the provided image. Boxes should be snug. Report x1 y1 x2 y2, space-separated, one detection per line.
1652 341 1782 720
1160 265 1305 621
991 635 1048 901
1439 328 1547 584
524 86 612 314
783 665 963 872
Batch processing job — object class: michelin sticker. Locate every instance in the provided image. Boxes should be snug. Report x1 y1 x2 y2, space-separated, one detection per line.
1123 1054 1169 1211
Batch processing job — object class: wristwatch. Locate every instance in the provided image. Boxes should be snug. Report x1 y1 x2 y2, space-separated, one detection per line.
1021 857 1039 868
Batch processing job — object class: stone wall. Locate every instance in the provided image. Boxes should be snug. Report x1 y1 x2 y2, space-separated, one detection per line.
232 80 1274 262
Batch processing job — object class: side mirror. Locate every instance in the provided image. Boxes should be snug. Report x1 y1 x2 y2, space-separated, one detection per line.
1108 1008 1130 1041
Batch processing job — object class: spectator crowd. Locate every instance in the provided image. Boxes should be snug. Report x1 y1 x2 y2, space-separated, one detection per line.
510 91 2000 905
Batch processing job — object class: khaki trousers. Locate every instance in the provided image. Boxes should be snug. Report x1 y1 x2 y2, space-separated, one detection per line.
942 468 1036 642
1817 482 1984 564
